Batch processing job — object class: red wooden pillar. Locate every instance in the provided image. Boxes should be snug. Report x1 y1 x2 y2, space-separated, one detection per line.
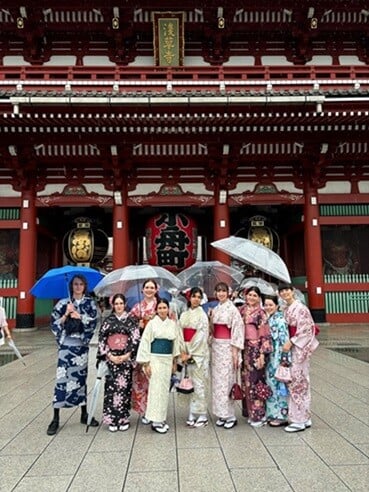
212 186 230 264
112 185 130 268
303 184 326 322
16 190 37 329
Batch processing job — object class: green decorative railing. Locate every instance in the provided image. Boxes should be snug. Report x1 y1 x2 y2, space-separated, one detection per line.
324 274 369 283
0 279 18 288
0 208 20 220
320 204 369 216
325 291 369 314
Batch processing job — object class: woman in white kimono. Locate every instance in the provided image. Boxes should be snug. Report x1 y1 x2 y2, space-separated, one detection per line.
136 298 180 434
178 287 210 428
210 282 244 429
278 283 319 433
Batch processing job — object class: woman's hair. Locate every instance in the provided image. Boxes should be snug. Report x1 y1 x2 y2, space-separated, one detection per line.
263 294 279 306
142 278 159 290
69 274 87 297
187 287 203 307
245 286 262 298
111 293 126 313
214 282 229 293
277 283 294 292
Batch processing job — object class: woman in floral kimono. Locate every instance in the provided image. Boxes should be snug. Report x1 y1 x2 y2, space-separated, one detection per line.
47 275 98 436
239 286 272 427
278 283 319 433
98 294 140 432
136 298 180 434
178 287 210 428
129 279 160 424
210 282 244 430
264 294 290 427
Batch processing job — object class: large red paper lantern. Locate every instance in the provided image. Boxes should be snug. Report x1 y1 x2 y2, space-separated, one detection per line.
146 212 197 272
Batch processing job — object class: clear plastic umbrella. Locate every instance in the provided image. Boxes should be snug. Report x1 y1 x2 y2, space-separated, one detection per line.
240 277 278 296
211 236 291 283
86 360 109 432
177 260 244 297
7 339 26 366
93 264 182 297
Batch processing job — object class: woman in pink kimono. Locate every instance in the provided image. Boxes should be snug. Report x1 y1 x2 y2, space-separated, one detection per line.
129 279 159 424
239 286 272 427
278 283 319 433
210 282 244 430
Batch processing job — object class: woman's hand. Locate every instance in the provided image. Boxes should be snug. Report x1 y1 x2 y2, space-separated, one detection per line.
282 340 293 352
142 363 151 378
254 353 265 370
181 352 192 363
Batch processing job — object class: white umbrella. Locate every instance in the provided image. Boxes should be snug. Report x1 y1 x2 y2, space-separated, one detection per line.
86 360 109 432
240 277 278 296
94 264 182 297
7 339 26 366
211 236 291 284
177 260 244 296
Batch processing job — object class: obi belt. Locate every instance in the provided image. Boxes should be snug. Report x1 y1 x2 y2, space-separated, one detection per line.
183 327 197 342
213 323 231 339
151 338 173 354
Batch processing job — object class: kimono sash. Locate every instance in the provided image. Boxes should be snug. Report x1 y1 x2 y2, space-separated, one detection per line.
213 323 231 339
151 338 173 354
183 327 197 342
107 333 128 351
288 325 320 337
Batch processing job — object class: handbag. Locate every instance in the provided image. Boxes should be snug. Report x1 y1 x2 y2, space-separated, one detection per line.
275 364 292 383
176 365 194 394
229 370 244 400
254 381 273 401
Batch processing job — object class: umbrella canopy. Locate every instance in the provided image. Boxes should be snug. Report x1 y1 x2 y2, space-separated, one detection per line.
94 264 182 298
30 265 104 299
176 260 244 297
211 236 291 284
86 360 109 432
240 277 278 296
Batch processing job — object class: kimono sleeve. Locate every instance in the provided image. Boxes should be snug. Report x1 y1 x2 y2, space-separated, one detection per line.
50 298 68 345
80 298 98 345
136 320 154 364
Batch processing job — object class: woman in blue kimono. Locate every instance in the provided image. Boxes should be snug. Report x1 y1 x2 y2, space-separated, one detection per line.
264 294 290 426
47 274 98 436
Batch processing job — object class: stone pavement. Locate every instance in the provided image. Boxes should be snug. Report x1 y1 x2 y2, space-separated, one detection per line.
0 324 368 492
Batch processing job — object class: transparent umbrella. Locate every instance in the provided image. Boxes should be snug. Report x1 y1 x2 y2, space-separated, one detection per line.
211 236 291 283
177 260 244 297
240 277 278 296
86 360 109 432
94 264 182 298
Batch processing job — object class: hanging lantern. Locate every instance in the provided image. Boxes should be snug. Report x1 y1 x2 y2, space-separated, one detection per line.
63 217 108 267
146 212 197 273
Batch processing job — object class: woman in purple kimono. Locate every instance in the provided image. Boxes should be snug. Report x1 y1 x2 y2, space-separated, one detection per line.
239 286 272 427
98 294 140 432
278 283 319 433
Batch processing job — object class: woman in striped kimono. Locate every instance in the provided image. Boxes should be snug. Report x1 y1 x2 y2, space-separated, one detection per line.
178 287 210 428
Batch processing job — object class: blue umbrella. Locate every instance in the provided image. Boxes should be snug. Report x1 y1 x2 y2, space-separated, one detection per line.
30 265 104 299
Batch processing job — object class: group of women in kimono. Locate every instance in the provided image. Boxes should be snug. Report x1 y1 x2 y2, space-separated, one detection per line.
47 274 318 436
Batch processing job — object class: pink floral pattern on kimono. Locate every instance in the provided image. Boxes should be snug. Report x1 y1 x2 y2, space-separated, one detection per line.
129 298 158 415
283 300 319 424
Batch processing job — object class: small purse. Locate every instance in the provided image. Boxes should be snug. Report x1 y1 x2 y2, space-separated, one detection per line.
275 353 292 383
229 371 244 400
275 364 292 383
176 365 194 394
